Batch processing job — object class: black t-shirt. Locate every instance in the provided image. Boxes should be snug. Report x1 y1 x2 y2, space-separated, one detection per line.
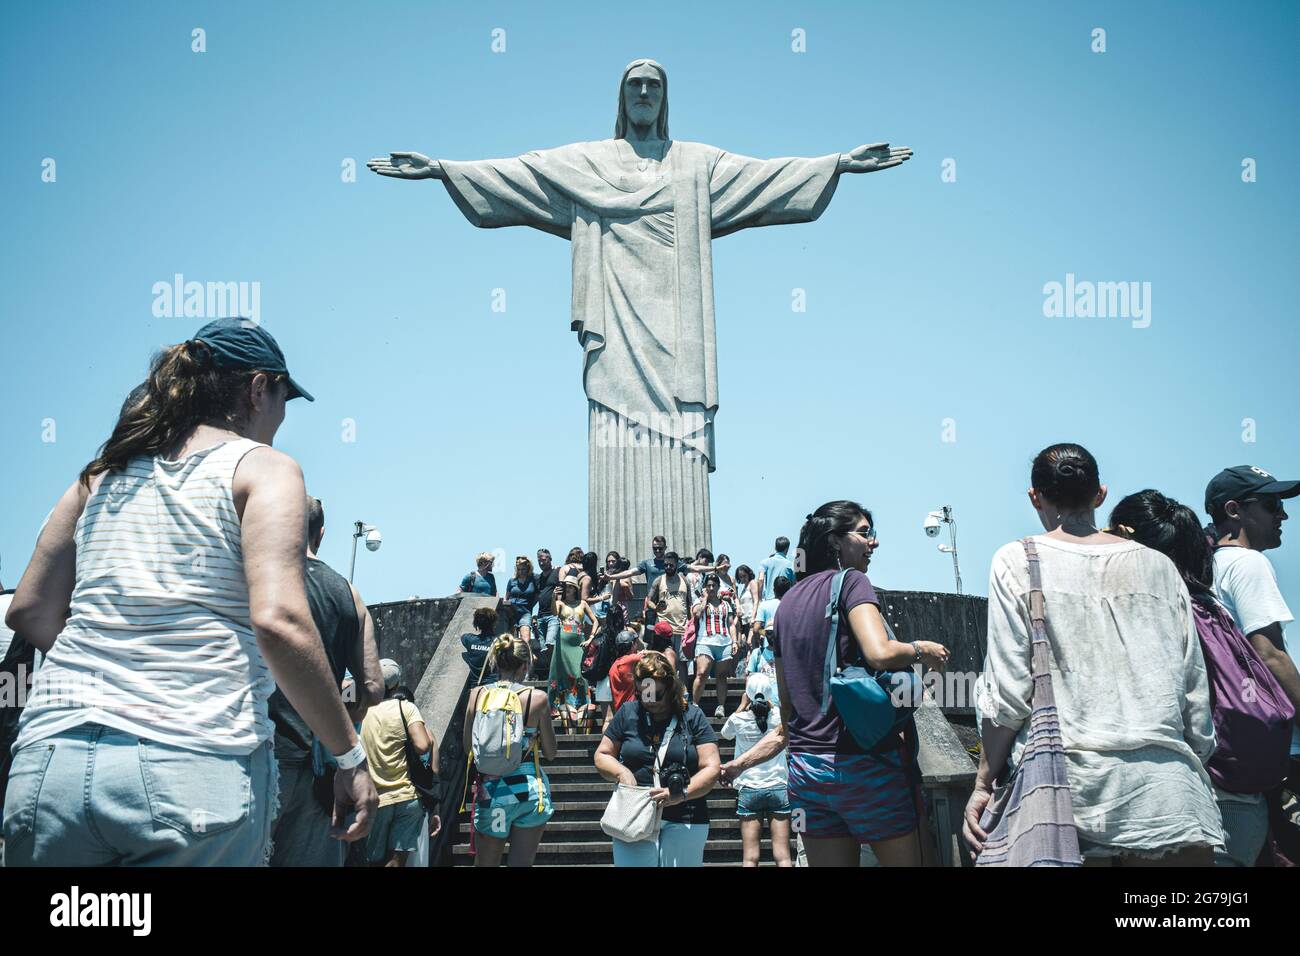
604 701 718 824
269 557 357 763
534 567 561 616
461 632 497 683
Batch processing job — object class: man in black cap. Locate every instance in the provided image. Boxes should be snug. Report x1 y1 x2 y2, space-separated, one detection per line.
1206 464 1300 847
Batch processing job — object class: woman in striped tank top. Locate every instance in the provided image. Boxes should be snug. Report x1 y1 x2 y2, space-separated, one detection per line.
3 318 378 866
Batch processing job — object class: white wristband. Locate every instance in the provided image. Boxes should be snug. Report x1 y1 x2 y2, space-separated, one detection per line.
334 741 367 771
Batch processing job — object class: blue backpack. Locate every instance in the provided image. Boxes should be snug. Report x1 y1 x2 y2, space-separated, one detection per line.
819 569 921 751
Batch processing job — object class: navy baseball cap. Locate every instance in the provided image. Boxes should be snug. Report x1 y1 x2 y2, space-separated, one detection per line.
192 318 314 401
1205 465 1300 515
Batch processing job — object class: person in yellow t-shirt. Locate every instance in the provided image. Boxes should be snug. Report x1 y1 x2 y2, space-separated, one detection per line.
360 660 437 866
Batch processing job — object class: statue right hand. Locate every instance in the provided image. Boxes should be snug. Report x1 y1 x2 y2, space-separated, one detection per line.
367 151 442 180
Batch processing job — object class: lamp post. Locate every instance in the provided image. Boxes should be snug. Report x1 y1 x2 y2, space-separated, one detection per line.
924 507 963 594
349 521 382 583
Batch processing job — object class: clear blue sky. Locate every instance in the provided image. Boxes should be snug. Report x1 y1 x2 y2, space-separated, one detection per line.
3 1 1298 603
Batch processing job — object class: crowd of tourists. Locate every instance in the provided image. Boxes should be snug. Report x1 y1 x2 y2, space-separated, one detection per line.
456 537 799 866
1 321 1297 871
454 447 1300 869
457 539 793 725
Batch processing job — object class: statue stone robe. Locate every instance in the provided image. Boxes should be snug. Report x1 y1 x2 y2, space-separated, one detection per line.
440 138 841 559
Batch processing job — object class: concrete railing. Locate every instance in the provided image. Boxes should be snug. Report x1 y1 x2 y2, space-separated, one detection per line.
914 696 978 866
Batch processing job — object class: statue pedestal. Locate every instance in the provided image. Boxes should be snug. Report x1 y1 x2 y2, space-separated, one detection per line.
588 402 712 559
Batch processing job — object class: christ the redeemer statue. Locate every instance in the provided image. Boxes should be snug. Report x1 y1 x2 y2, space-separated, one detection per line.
369 59 910 561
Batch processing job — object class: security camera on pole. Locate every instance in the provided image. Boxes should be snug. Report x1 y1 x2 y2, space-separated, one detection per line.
349 521 382 583
924 506 962 594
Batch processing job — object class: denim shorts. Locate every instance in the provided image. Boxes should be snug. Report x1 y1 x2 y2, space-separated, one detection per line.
3 723 278 866
511 608 533 630
696 639 732 663
737 786 791 818
535 615 560 648
365 797 425 862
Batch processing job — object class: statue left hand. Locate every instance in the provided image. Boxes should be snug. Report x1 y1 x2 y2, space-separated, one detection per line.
366 151 443 180
839 143 913 174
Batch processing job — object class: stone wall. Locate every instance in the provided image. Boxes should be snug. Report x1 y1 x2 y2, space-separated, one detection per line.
878 589 987 717
369 596 487 692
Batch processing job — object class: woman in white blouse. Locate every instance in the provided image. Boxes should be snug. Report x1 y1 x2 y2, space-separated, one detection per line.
964 443 1223 865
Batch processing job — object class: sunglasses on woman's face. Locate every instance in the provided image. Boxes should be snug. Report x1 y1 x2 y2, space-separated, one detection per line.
848 526 878 543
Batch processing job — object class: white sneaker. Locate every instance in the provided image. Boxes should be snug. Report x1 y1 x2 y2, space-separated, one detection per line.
714 705 725 718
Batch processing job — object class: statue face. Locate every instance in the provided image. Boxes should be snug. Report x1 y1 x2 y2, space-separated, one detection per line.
623 63 664 130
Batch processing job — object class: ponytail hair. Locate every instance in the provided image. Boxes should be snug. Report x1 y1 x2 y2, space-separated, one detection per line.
486 633 531 676
1108 489 1216 598
1030 443 1101 511
796 500 872 579
746 673 776 731
80 339 283 487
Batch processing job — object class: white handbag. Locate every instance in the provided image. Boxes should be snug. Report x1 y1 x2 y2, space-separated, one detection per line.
599 715 678 843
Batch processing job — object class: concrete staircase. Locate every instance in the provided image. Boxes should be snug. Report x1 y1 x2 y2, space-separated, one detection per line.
451 677 795 866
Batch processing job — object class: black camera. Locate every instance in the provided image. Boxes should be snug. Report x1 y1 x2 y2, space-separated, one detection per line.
661 763 689 797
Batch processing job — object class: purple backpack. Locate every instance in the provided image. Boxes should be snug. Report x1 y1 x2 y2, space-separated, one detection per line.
1193 597 1295 793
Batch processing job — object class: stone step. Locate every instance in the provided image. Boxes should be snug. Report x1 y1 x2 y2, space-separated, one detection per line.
548 745 737 765
523 681 747 702
546 728 740 744
451 838 790 865
543 801 738 822
458 816 771 838
547 715 731 733
523 678 745 688
543 777 739 794
552 733 605 745
531 765 623 783
454 860 787 868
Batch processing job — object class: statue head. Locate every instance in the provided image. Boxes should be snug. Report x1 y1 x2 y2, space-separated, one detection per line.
614 59 668 140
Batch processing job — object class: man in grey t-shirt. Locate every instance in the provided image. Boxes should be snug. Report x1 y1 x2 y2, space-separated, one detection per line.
269 496 384 867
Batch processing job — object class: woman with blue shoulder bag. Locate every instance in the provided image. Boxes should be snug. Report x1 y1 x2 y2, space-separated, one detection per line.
771 500 949 866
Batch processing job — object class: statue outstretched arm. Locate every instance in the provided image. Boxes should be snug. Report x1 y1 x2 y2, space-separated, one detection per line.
369 148 573 236
367 152 443 180
710 141 912 237
836 143 913 174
